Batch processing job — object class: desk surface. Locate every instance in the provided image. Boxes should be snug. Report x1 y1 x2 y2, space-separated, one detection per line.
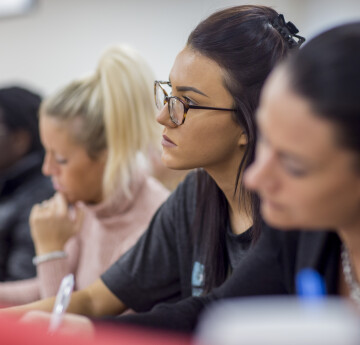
0 316 191 345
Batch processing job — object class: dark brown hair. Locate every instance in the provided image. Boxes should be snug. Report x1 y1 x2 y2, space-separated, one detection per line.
188 5 302 293
286 22 360 162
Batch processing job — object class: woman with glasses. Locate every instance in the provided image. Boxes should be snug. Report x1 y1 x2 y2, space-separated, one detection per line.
0 44 169 306
106 21 360 335
4 5 303 323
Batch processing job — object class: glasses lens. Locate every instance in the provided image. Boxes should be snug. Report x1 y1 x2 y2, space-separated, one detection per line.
169 98 184 125
155 83 166 110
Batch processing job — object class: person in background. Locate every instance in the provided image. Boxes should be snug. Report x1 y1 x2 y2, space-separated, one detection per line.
0 86 54 282
0 45 169 305
1 5 304 321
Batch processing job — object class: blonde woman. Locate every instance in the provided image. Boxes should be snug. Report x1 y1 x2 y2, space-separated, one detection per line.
0 45 169 306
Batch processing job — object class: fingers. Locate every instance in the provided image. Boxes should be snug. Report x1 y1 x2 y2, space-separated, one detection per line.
53 192 69 215
34 193 68 216
30 201 51 222
30 193 81 231
20 310 52 325
74 207 85 232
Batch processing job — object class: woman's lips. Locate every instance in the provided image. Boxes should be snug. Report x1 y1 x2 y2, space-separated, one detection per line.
162 135 177 148
52 180 64 192
262 197 284 211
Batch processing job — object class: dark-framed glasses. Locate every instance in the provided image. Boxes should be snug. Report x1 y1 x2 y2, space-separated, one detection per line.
154 80 235 126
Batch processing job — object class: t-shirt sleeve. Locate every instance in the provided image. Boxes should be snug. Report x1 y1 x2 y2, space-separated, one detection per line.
101 173 196 312
104 226 289 333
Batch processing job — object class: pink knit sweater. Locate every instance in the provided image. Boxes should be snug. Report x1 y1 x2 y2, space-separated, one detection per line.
0 174 169 306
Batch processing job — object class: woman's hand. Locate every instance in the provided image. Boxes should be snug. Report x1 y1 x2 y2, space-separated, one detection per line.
30 193 84 255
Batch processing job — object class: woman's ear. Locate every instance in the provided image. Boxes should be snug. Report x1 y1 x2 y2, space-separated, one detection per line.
238 132 248 147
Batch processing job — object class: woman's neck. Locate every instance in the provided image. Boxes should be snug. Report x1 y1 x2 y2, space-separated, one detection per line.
205 164 253 235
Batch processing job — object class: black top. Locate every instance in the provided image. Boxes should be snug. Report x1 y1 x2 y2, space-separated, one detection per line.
110 226 341 333
101 171 252 311
0 152 54 281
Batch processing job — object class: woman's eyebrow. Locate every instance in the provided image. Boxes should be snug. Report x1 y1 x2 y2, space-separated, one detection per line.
175 86 209 97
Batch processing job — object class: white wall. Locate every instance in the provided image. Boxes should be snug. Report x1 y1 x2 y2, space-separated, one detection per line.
0 0 360 96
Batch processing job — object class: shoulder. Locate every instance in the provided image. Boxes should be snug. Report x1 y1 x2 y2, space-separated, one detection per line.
259 225 334 251
260 226 339 285
266 226 336 251
160 170 198 213
143 170 199 230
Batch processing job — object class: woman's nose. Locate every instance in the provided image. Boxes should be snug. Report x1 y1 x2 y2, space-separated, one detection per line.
42 154 57 177
244 146 278 194
244 160 265 192
156 104 177 128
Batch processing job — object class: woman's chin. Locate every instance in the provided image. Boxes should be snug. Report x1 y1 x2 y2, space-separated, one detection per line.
62 193 76 205
261 204 296 230
162 160 192 171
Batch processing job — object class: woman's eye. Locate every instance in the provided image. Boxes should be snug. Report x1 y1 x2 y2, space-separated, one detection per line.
55 156 68 164
284 164 308 177
183 96 197 105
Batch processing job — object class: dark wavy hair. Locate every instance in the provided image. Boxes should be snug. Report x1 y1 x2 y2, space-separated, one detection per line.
188 5 303 293
285 22 360 165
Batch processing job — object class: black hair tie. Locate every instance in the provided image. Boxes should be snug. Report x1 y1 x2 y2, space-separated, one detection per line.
272 14 306 49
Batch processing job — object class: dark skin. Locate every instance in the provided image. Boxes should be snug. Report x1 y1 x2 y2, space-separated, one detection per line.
0 119 31 174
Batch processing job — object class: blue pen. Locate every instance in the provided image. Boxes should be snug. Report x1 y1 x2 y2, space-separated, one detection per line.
296 268 326 301
48 273 75 333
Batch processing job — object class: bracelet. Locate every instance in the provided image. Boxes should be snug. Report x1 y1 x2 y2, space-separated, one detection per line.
32 251 67 266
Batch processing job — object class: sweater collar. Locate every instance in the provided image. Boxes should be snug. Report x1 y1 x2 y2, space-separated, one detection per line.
79 172 146 219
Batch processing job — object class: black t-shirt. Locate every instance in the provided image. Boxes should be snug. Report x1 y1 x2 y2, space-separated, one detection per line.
111 226 341 333
101 171 252 312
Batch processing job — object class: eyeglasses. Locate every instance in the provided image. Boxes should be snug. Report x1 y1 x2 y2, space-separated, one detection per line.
154 81 235 126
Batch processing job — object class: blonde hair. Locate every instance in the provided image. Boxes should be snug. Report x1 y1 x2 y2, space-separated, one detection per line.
41 44 161 199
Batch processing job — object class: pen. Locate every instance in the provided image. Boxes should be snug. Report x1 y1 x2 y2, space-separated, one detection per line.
296 268 326 301
48 273 75 333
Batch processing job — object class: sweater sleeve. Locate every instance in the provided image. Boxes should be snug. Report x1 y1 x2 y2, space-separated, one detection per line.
36 236 80 298
36 257 71 298
0 237 80 305
0 277 40 306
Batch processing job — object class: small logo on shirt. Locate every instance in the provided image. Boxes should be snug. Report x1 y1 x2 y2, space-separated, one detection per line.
191 261 204 296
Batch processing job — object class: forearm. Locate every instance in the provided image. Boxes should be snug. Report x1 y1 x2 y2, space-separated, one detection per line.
37 257 71 298
105 295 208 334
1 295 56 318
0 279 129 321
1 288 92 318
81 280 127 318
0 278 40 306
